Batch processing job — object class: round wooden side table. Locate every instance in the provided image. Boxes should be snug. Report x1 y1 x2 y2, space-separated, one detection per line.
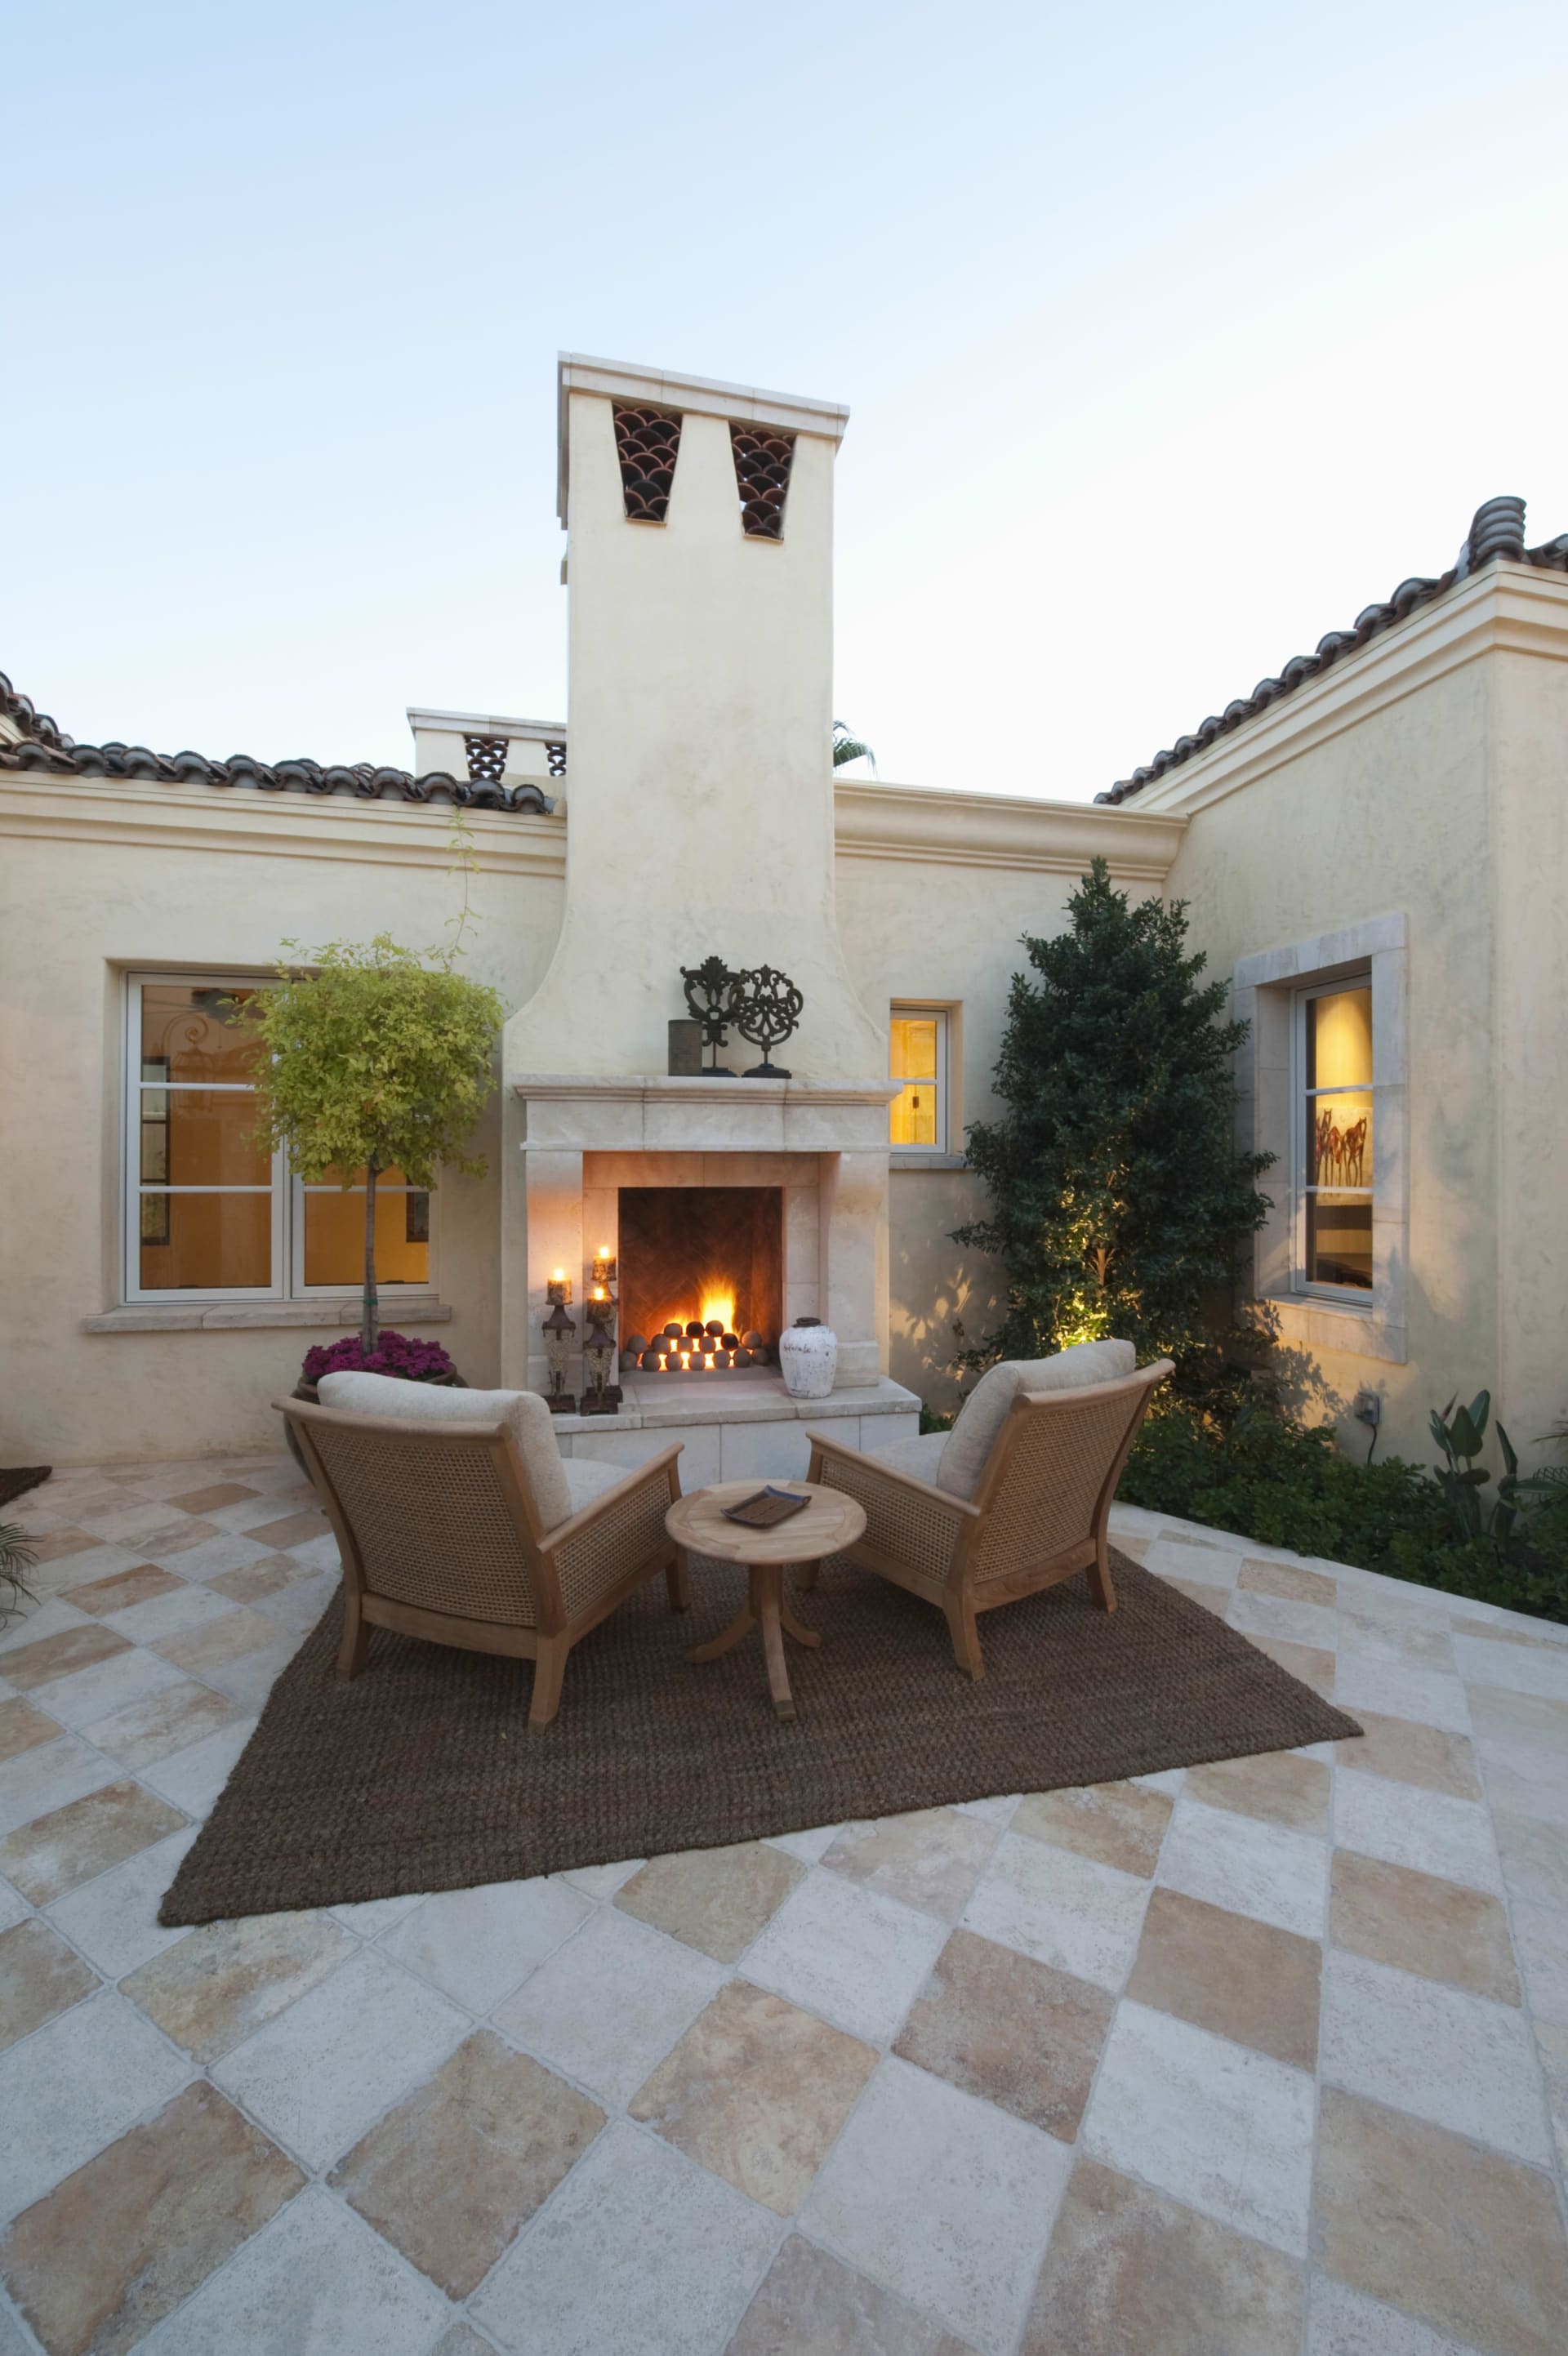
665 1480 867 1722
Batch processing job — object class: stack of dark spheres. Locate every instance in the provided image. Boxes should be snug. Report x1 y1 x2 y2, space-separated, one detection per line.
620 1324 771 1373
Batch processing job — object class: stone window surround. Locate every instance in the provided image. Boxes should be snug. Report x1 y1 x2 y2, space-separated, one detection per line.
1233 912 1408 1366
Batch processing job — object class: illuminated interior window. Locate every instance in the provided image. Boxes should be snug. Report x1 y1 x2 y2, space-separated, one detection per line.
890 1008 948 1150
1298 978 1372 1291
126 974 431 1303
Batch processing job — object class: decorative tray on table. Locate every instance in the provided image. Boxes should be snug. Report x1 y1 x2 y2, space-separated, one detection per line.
720 1485 811 1529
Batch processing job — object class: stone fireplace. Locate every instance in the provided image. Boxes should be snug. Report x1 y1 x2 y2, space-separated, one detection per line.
501 357 920 1476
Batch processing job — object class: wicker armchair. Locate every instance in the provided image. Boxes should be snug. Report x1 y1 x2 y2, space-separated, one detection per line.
277 1394 685 1730
804 1361 1171 1678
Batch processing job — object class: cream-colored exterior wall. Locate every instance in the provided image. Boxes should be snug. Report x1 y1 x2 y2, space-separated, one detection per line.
0 782 564 1462
1148 563 1568 1469
0 764 1180 1459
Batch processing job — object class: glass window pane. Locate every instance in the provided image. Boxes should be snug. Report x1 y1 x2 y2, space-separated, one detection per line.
1306 1091 1372 1189
890 1017 938 1083
139 1191 271 1289
303 1185 430 1286
1306 1194 1372 1289
890 1080 938 1147
1306 986 1371 1092
140 982 266 1084
156 1089 272 1185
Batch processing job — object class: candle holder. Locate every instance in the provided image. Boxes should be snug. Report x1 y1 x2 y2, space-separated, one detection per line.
580 1287 622 1415
542 1298 577 1414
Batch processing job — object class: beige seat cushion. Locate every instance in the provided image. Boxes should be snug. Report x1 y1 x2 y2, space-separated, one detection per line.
561 1458 636 1517
314 1371 573 1532
867 1430 949 1485
937 1339 1138 1499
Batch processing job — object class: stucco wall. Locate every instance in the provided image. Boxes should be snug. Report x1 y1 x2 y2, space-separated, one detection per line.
835 823 1171 1411
0 790 563 1463
1153 568 1568 1469
1494 641 1568 1464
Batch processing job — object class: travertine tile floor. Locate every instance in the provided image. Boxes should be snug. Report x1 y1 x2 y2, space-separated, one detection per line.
1 1459 1566 2354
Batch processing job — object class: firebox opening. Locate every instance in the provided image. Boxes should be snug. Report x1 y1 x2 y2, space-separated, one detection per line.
617 1186 783 1375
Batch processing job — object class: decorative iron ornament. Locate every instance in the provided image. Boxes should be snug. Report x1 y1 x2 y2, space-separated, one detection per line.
731 964 804 1076
544 739 567 777
678 957 804 1078
613 405 683 523
680 955 738 1075
463 735 509 783
730 425 795 539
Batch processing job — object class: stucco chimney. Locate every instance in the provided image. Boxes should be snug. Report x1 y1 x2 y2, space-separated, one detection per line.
506 356 885 1081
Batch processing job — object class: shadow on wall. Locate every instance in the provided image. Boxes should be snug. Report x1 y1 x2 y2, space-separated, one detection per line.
889 1198 1003 1416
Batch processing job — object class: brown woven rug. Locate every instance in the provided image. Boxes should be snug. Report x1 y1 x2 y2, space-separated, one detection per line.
0 1468 50 1510
161 1551 1358 1924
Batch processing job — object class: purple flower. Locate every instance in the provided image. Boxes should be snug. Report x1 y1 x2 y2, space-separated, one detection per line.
301 1331 455 1383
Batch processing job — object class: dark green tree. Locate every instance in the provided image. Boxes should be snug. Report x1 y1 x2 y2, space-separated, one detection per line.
955 858 1272 1383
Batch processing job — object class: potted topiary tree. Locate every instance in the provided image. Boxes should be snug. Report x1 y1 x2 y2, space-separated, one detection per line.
238 933 504 1423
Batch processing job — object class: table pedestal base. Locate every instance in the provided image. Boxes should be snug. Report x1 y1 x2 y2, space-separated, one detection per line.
690 1561 821 1721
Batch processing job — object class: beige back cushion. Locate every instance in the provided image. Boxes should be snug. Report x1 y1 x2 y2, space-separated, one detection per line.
937 1339 1138 1498
314 1372 574 1532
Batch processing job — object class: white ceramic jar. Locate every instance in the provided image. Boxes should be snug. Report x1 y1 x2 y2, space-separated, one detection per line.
777 1317 839 1399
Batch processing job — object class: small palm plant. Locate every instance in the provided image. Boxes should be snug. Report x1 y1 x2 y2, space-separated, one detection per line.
831 720 875 771
0 1522 38 1622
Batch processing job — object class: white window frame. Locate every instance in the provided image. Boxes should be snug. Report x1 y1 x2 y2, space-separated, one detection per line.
123 972 434 1307
1290 973 1374 1303
889 1004 950 1156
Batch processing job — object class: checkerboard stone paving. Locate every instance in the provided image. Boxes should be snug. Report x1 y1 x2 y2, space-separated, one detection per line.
1 1467 1567 2354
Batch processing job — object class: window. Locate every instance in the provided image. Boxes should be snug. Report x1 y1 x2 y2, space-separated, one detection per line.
1295 977 1372 1293
126 975 431 1303
889 1008 948 1150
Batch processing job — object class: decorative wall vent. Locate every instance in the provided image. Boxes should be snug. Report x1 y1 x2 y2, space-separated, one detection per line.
463 734 509 783
544 740 567 777
612 405 683 523
730 425 795 539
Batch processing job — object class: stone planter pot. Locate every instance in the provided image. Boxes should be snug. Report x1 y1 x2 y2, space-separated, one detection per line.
777 1317 838 1400
283 1370 464 1475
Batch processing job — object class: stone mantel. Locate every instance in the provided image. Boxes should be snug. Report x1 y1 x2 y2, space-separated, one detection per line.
511 1074 902 1156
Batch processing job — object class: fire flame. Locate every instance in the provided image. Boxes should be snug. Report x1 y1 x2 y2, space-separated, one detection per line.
699 1289 736 1334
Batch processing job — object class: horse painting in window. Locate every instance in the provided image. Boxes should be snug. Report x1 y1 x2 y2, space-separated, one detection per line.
1312 1109 1369 1188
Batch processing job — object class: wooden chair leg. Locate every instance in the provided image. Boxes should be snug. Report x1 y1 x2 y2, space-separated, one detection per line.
1089 1530 1118 1613
528 1637 568 1730
666 1546 691 1611
945 1592 985 1680
336 1598 369 1679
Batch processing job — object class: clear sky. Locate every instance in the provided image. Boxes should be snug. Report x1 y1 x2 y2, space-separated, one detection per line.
6 2 1566 801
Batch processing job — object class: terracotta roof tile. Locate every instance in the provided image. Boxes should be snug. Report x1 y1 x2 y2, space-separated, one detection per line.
1098 497 1568 804
0 675 556 816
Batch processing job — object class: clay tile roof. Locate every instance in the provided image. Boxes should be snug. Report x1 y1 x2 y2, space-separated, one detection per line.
0 673 556 816
1098 497 1568 804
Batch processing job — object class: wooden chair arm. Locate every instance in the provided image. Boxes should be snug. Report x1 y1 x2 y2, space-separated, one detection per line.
804 1428 981 1522
537 1442 684 1561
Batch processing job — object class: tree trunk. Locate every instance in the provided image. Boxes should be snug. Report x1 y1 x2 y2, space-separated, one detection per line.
361 1160 381 1356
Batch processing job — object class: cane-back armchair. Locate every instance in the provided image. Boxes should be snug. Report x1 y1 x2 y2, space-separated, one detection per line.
805 1351 1170 1679
278 1378 685 1730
